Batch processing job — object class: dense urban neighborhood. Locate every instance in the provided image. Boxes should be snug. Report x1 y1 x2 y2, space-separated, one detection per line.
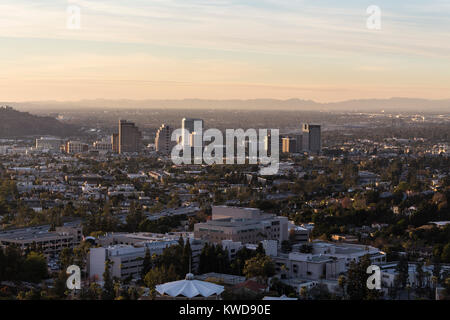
0 107 449 300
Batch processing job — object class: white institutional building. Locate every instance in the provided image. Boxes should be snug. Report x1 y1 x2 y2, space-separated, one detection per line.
194 206 289 245
273 240 386 282
88 233 203 282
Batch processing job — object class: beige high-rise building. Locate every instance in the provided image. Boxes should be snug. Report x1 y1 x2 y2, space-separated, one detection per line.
282 135 303 153
111 133 119 153
155 124 175 155
118 120 142 153
282 137 296 153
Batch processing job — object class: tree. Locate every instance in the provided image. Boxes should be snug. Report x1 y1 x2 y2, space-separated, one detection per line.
144 265 177 290
53 271 68 299
441 243 450 263
416 262 425 294
281 240 291 253
269 277 296 297
102 260 115 300
256 243 265 256
396 257 409 289
0 248 6 281
21 252 48 283
181 239 192 275
141 248 152 279
309 283 331 300
198 243 231 275
81 283 102 300
300 286 308 300
59 248 73 270
230 247 256 276
346 255 372 300
338 275 347 299
73 241 91 273
445 277 450 297
243 255 275 282
125 201 145 232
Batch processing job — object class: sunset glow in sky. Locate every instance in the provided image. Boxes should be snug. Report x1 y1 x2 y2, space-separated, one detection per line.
1 0 450 102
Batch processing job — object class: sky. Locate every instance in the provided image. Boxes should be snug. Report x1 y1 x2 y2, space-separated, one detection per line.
1 0 450 102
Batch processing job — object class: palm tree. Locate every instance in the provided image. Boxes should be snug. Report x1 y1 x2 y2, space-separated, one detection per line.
300 286 308 300
431 275 438 300
338 275 346 299
406 284 411 300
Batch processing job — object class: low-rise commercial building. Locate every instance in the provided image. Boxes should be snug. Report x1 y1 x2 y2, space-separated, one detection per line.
0 225 82 256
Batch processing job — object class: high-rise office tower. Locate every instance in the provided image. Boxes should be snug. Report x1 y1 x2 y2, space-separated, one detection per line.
155 124 175 155
294 134 303 153
181 118 203 144
181 117 204 158
118 120 142 154
302 124 321 153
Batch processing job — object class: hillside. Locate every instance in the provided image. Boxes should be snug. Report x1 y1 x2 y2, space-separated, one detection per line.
0 106 77 137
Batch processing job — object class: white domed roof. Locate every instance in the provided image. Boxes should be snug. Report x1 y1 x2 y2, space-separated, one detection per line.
185 273 195 280
156 276 224 298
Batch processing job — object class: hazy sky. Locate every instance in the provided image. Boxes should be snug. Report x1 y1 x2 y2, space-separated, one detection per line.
1 0 450 102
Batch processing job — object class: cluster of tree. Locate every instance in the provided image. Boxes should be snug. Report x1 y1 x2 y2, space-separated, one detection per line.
242 254 276 282
58 242 92 273
0 246 48 283
46 258 141 300
82 200 188 236
340 255 384 300
138 215 186 234
268 277 297 297
432 242 450 263
198 243 266 276
142 237 192 290
0 179 18 221
82 202 121 235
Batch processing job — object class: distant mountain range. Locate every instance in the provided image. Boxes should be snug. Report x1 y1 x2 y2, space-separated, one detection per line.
4 97 450 113
0 106 77 137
